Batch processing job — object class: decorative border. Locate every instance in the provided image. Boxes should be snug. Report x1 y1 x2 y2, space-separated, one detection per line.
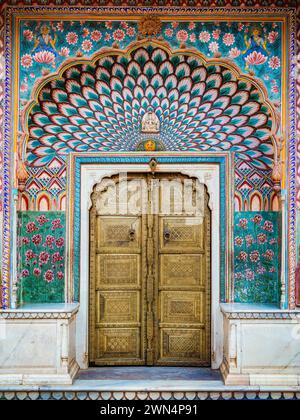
67 153 231 302
0 390 299 400
1 6 296 309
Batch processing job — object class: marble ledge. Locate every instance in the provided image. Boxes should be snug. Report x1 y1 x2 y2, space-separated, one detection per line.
220 303 300 320
0 303 79 319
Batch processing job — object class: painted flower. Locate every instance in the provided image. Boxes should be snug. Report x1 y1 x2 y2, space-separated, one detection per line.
23 29 33 41
55 237 64 248
126 27 136 37
51 218 63 230
26 221 38 233
82 40 93 53
39 251 50 265
249 250 260 262
120 21 128 29
33 268 41 276
188 22 196 30
171 22 179 29
199 31 211 43
176 30 188 43
245 234 255 247
252 214 262 224
59 47 70 57
234 236 243 247
57 271 64 280
164 28 173 38
37 215 48 225
237 251 248 261
25 249 35 260
189 34 196 43
22 237 30 245
228 47 241 58
52 252 62 263
257 233 267 244
21 54 33 68
45 235 55 246
263 249 274 261
272 85 279 94
245 269 255 281
208 41 219 53
20 83 28 93
234 272 243 280
238 218 248 229
245 51 267 66
212 29 221 40
113 29 125 42
91 30 102 41
21 269 29 278
82 27 90 38
44 269 54 283
269 267 276 273
268 31 278 44
32 234 42 245
105 21 113 29
66 32 78 45
223 33 235 46
257 265 266 274
238 23 244 32
269 238 277 245
262 220 274 232
33 51 55 65
269 56 280 70
104 33 111 42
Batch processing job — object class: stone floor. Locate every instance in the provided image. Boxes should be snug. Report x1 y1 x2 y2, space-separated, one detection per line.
77 367 221 381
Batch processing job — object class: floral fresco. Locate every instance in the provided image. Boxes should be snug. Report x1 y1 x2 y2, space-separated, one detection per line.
17 211 65 303
234 211 280 304
19 20 282 109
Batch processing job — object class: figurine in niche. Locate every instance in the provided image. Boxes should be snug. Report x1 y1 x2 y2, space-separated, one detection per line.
141 111 160 133
242 25 270 70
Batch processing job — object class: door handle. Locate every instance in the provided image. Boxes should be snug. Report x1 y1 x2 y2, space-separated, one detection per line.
128 228 136 241
163 228 171 241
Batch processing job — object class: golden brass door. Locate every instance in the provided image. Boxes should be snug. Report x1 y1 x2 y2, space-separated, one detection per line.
89 173 211 366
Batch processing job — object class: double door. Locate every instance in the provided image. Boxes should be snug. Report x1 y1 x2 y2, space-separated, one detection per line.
89 173 211 366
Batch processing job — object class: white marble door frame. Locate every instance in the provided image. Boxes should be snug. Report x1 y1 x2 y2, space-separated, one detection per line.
72 162 224 370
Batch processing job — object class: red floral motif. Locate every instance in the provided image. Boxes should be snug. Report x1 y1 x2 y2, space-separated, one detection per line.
33 268 41 277
245 269 254 280
26 221 38 233
25 250 35 260
126 27 136 37
44 270 54 283
252 214 263 224
33 51 55 65
66 32 78 45
22 237 30 245
21 269 29 278
268 31 278 44
249 250 260 262
237 251 248 261
32 234 42 245
55 237 64 248
21 54 33 69
37 215 49 225
91 30 102 41
176 30 188 43
57 272 64 280
262 220 274 232
245 51 267 66
113 29 125 42
164 28 173 38
223 33 235 46
45 235 55 246
234 236 243 247
263 249 274 261
82 40 93 53
39 251 50 265
51 219 63 230
52 252 62 263
238 218 248 229
23 29 33 41
269 56 280 70
82 28 90 38
257 233 267 244
245 235 255 247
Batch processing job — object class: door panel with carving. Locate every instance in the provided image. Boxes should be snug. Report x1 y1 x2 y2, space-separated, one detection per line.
89 174 211 366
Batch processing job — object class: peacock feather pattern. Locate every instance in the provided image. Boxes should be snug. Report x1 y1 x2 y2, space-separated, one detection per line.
27 45 274 170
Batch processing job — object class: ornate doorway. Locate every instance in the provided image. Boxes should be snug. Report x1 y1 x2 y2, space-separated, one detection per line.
89 173 211 366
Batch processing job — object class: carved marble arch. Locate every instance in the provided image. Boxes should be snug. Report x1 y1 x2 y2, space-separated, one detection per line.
19 40 280 176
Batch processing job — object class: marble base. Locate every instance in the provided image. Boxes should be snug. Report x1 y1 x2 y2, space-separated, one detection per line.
0 304 80 385
221 304 300 386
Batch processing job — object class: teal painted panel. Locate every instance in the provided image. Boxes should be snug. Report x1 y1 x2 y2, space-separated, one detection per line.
17 211 65 304
234 211 280 305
